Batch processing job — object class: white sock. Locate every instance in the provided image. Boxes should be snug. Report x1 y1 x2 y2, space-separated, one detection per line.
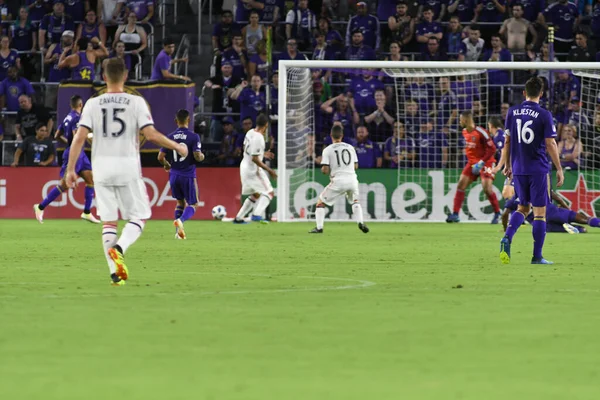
316 207 325 229
236 197 256 219
252 194 272 218
116 220 145 254
102 224 118 274
352 203 364 224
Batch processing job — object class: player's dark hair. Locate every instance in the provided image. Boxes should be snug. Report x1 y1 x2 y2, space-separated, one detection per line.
70 95 82 108
461 110 473 119
35 122 46 131
489 116 503 128
104 57 128 83
524 76 544 98
331 125 343 140
256 113 269 128
77 37 89 51
176 109 190 123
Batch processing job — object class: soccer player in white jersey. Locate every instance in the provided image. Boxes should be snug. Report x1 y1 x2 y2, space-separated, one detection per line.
65 58 188 286
309 124 369 234
233 113 277 223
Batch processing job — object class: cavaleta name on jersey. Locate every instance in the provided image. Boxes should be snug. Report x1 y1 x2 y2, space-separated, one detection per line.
99 95 131 106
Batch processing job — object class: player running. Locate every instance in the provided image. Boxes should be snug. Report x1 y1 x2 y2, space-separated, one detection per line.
499 76 564 265
309 124 368 234
157 109 204 240
233 113 277 224
503 193 600 234
33 95 100 224
65 58 187 286
446 111 501 224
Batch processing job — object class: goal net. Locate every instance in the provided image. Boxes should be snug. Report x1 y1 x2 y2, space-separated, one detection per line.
276 61 600 223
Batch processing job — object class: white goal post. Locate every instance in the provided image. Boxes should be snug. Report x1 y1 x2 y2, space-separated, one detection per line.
277 61 600 223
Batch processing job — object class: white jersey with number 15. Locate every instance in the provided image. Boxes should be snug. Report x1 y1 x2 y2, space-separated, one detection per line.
321 142 358 179
79 93 155 186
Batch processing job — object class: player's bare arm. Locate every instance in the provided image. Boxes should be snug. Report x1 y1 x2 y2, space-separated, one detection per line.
502 136 512 178
157 150 171 171
54 128 68 144
321 165 330 175
551 190 569 209
252 155 277 179
141 125 188 157
193 151 205 162
545 137 563 187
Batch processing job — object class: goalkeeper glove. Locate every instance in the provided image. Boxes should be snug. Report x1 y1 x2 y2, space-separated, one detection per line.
472 160 484 175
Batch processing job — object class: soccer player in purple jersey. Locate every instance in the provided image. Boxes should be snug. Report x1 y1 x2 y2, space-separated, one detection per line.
503 193 600 234
33 95 100 224
499 76 564 265
489 116 514 201
157 109 204 240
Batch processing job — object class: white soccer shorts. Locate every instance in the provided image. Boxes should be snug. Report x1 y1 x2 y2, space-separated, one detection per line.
319 177 359 206
241 169 274 196
94 178 152 221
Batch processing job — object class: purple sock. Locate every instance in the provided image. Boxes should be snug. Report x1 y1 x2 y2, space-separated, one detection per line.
505 211 525 242
180 206 195 222
174 206 184 220
84 186 94 214
39 186 63 210
589 218 600 228
532 217 546 259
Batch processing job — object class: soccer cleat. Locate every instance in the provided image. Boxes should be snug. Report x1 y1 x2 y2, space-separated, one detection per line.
232 218 248 224
446 213 460 223
108 246 129 281
251 215 269 224
358 223 369 233
173 219 186 239
531 257 554 265
33 204 44 224
110 273 126 286
499 237 511 264
309 227 323 234
81 212 100 224
562 223 580 234
491 212 501 225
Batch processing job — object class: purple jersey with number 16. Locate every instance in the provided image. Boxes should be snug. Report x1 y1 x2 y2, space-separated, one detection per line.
504 100 557 207
160 127 202 205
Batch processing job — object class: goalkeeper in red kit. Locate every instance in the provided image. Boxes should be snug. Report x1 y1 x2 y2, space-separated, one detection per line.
446 111 502 224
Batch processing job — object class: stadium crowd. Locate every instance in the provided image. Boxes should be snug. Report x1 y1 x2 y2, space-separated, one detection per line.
204 0 600 169
0 0 194 166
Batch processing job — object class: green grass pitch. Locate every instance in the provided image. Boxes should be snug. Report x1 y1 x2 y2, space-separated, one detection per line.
1 220 600 400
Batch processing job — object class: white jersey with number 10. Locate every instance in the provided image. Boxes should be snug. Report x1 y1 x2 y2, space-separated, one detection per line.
321 142 358 178
79 93 155 186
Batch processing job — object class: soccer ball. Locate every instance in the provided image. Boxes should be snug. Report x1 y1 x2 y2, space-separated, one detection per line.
212 205 227 220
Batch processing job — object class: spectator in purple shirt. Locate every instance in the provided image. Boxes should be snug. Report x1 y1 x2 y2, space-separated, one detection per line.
384 121 416 168
447 0 475 22
541 0 579 57
418 0 447 21
0 36 20 82
248 39 268 80
473 0 506 23
39 1 76 49
592 0 600 42
551 70 580 121
405 77 435 117
222 32 248 80
212 10 239 54
445 15 462 57
151 37 190 81
0 66 35 112
436 76 458 134
110 40 133 73
11 7 37 80
364 89 395 141
65 0 88 23
229 74 266 124
126 0 153 24
274 38 308 71
345 1 381 50
285 0 317 51
415 7 443 51
204 61 241 141
218 117 243 165
346 69 385 114
354 125 382 168
345 30 376 61
418 37 448 60
235 0 264 24
403 99 425 136
416 118 448 168
316 17 343 58
481 35 512 111
27 0 51 27
321 93 360 142
378 0 399 21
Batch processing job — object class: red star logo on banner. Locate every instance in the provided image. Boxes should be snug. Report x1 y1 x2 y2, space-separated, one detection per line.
557 174 600 217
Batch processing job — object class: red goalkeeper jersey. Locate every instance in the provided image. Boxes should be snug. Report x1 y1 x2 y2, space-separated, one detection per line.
462 126 497 165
